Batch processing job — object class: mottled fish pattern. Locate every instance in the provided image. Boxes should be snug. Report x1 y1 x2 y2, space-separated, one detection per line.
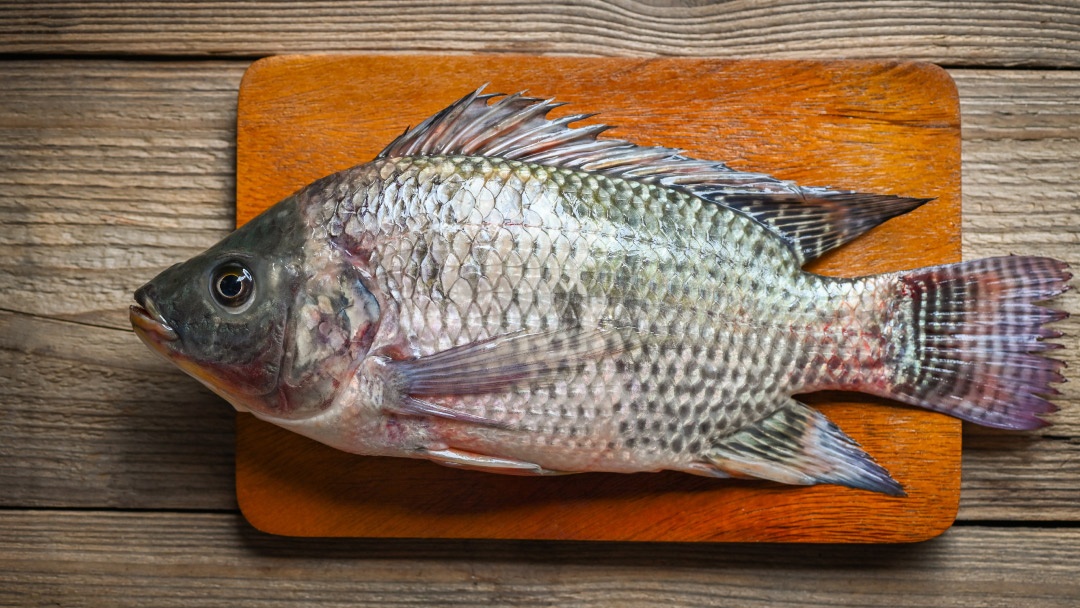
131 89 1070 495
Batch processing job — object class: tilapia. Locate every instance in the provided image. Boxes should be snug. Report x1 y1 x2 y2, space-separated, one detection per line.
131 88 1070 495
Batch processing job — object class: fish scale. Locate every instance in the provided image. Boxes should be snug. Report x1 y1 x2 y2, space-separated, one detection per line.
330 154 857 472
132 88 1068 494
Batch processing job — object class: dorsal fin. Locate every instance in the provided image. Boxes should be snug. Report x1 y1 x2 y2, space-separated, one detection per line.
377 87 804 196
378 87 930 263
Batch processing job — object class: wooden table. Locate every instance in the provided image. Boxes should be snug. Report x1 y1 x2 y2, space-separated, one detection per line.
1 2 1077 606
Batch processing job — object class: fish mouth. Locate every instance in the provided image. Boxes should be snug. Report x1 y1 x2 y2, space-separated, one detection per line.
130 286 179 342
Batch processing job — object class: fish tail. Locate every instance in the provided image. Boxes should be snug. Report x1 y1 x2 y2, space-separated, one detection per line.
878 256 1071 429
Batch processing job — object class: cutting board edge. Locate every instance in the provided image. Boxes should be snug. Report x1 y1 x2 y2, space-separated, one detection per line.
234 55 963 543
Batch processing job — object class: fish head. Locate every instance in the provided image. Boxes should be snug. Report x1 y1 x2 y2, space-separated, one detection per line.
131 194 381 421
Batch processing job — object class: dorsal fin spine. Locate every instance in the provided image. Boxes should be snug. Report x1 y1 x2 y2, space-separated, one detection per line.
480 105 569 156
449 92 537 153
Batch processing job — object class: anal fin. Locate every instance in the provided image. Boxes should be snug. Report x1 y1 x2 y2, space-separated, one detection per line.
705 399 905 496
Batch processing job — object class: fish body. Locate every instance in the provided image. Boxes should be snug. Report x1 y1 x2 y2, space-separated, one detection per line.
131 90 1070 495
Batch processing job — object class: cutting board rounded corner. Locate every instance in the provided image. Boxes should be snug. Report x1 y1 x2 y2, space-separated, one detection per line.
911 500 961 544
236 477 290 538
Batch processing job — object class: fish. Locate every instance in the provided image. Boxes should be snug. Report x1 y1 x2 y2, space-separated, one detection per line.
130 88 1071 496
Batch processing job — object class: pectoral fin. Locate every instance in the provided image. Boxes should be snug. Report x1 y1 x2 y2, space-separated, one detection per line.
704 399 905 496
366 328 629 429
383 328 629 396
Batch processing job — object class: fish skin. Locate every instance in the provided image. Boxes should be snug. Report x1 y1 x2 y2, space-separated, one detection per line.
318 155 869 468
131 90 1070 495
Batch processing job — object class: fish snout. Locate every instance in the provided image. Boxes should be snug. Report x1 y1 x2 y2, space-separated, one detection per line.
131 283 179 342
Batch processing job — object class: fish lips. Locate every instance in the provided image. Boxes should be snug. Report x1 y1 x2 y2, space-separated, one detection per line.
130 284 179 344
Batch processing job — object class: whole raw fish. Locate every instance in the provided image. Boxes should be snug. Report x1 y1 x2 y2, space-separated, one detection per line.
131 89 1070 495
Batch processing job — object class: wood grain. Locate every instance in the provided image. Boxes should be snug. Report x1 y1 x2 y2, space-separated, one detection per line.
0 61 1075 522
235 56 962 541
0 61 246 508
0 61 243 331
2 510 1079 607
953 70 1080 520
0 310 236 509
0 2 1074 598
2 1 1080 68
0 0 1075 600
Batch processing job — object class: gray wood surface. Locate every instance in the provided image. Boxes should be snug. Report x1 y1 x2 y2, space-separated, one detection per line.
2 511 1079 608
2 1 1080 67
1 2 1079 606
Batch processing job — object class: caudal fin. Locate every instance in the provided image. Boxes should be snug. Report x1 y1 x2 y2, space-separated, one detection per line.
883 256 1070 430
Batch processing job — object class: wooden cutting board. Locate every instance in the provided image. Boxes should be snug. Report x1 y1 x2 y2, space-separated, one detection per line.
235 55 961 542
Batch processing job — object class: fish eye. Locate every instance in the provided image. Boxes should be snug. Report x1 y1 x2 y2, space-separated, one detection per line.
211 263 254 308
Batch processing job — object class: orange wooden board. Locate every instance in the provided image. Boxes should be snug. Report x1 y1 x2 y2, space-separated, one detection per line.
235 56 961 542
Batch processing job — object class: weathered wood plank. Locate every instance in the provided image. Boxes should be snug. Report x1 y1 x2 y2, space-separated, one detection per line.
1 1 1080 68
0 310 236 509
955 69 1080 520
0 61 1076 518
0 61 243 330
0 510 1078 607
0 62 244 508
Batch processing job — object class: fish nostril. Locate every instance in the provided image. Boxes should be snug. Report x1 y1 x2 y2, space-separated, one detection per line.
134 283 154 308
